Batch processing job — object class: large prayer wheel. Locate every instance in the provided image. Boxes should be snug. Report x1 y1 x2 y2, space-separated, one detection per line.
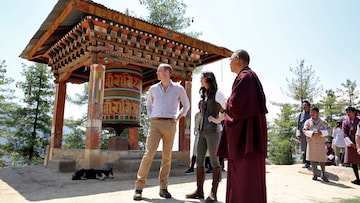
103 66 142 134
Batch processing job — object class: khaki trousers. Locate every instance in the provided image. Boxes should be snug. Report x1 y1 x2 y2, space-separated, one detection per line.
135 119 177 190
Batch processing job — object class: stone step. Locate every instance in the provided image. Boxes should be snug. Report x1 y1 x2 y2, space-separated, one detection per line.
48 158 76 172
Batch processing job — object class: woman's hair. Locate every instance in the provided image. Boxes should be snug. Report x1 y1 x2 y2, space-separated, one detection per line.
199 71 218 100
336 120 342 128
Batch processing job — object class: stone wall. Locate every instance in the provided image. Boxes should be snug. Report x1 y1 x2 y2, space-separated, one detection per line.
50 148 190 171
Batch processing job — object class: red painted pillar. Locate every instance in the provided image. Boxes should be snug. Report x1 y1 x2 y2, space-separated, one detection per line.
50 82 66 150
183 80 192 151
84 63 105 168
128 127 139 149
178 78 192 151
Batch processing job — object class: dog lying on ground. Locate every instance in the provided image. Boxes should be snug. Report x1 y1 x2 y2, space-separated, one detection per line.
72 168 113 180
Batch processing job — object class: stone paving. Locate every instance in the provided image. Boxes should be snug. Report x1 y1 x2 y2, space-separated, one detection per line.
0 163 359 203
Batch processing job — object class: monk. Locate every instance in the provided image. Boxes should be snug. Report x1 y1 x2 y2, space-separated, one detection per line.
217 49 268 203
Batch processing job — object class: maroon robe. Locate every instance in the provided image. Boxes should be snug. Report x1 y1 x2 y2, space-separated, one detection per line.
217 67 268 203
343 117 360 164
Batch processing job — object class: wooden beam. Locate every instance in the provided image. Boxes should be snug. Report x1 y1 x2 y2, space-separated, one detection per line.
28 1 74 60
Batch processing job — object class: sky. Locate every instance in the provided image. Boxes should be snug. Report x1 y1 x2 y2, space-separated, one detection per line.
1 1 360 149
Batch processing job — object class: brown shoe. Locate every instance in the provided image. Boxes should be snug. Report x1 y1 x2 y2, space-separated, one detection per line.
159 189 172 198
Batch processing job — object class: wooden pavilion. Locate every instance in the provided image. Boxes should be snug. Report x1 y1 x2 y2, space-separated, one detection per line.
20 0 232 170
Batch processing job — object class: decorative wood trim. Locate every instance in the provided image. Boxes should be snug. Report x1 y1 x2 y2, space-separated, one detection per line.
28 1 74 60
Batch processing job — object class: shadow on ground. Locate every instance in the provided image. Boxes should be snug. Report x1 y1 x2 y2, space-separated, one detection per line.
0 164 221 202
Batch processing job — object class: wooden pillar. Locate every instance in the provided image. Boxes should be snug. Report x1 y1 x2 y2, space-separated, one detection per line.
49 82 66 159
178 76 192 151
128 127 139 149
84 63 105 168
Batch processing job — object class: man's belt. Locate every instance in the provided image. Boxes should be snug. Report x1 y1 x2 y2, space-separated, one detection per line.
152 117 175 120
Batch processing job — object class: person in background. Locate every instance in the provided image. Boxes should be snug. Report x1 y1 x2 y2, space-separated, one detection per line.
183 101 214 176
297 100 312 168
356 119 360 177
185 101 202 174
186 71 227 203
344 106 360 185
332 120 346 166
302 107 330 182
218 120 226 172
325 137 335 166
205 155 212 174
217 49 268 203
133 64 190 201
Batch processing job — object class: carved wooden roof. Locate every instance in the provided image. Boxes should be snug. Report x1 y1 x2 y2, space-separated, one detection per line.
20 0 232 87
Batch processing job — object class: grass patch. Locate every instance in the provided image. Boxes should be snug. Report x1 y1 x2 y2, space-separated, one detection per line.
338 197 360 203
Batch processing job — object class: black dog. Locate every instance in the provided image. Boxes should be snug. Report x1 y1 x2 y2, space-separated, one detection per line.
72 168 113 180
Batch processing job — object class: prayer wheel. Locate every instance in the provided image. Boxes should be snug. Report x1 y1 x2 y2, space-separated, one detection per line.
102 66 142 134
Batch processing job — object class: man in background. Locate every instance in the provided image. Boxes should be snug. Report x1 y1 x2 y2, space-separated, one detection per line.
297 100 311 168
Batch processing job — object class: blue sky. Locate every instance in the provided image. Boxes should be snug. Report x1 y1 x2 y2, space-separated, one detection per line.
1 0 359 122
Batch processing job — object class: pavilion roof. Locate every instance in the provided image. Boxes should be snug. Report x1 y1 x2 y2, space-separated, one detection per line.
20 0 232 68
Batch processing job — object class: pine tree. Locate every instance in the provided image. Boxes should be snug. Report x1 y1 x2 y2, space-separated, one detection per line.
138 0 201 37
315 89 344 126
268 102 298 165
283 59 323 107
0 59 16 127
0 59 16 166
3 63 54 164
62 84 87 149
62 117 86 149
337 79 359 107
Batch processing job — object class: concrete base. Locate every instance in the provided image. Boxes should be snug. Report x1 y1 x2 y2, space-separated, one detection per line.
49 148 190 171
48 159 76 172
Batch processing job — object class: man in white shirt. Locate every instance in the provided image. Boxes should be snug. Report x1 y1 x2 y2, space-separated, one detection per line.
133 64 190 201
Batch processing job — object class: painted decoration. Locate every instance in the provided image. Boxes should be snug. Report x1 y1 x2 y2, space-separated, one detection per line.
103 67 142 125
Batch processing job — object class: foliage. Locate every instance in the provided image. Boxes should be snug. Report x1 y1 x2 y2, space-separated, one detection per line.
64 83 121 149
337 79 359 107
0 59 16 166
268 102 298 165
138 0 201 37
62 116 86 149
283 59 323 107
62 84 87 149
3 63 54 164
138 92 150 150
338 197 360 203
315 89 345 126
67 84 88 106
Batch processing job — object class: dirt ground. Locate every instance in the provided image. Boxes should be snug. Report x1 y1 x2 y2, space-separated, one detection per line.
0 163 359 203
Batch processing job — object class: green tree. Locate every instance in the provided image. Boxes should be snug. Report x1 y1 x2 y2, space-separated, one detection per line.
139 0 201 37
63 84 87 149
0 59 16 167
62 117 86 149
316 89 344 126
138 92 150 150
3 63 54 164
283 59 323 107
337 79 359 107
0 60 16 127
64 84 112 149
268 102 298 165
